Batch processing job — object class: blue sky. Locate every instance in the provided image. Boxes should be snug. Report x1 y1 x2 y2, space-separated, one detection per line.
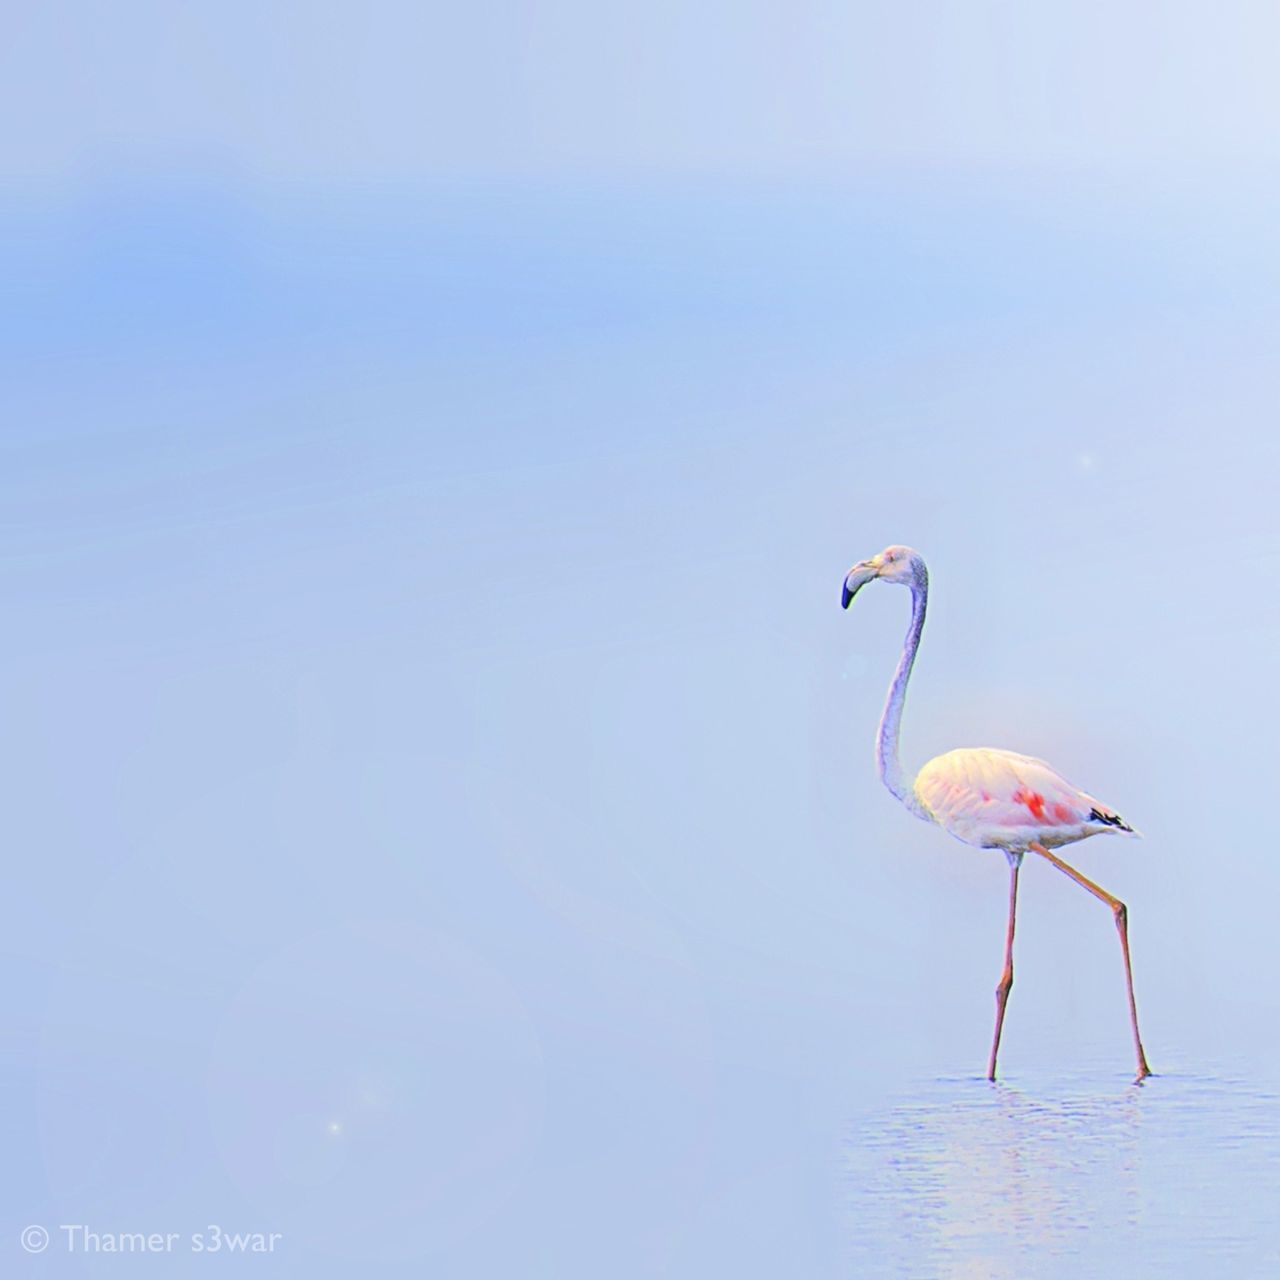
7 3 1280 179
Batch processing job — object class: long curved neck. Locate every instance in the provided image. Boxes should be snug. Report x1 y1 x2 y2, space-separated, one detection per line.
878 569 929 818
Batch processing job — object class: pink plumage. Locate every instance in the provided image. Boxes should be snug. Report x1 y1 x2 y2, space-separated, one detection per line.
913 747 1138 852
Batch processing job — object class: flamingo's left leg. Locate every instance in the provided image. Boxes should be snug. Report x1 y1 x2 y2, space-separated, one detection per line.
1028 841 1152 1081
987 856 1020 1081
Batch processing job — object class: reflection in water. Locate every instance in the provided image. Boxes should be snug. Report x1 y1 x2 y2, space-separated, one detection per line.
843 1065 1280 1279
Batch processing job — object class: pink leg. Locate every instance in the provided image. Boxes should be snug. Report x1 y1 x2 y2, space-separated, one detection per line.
1029 841 1152 1081
986 859 1019 1081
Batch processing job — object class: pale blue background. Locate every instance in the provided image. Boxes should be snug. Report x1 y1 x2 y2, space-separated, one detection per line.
4 5 1280 1276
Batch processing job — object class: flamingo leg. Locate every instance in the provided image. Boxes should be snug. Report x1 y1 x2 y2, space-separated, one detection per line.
1028 841 1152 1080
986 858 1020 1081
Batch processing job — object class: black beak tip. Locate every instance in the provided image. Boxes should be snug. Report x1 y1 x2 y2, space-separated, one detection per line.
841 585 853 609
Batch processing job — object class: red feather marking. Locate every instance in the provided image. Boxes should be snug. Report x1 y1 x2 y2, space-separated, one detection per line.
1012 787 1047 822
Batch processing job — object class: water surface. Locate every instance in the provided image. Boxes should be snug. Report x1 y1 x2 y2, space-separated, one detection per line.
844 1059 1280 1278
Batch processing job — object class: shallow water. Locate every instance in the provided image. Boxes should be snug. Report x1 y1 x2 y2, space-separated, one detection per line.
843 1058 1280 1278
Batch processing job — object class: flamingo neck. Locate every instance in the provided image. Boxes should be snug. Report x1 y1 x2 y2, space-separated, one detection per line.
877 571 929 819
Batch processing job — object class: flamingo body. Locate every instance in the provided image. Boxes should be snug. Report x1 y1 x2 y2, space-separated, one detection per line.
913 746 1138 853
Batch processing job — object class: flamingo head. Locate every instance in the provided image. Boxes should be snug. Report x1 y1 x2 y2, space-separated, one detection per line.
842 545 926 608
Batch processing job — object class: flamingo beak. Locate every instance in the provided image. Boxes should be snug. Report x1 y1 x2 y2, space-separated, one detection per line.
842 560 878 609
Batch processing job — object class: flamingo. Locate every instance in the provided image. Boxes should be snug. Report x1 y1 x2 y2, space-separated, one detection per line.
842 545 1151 1082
